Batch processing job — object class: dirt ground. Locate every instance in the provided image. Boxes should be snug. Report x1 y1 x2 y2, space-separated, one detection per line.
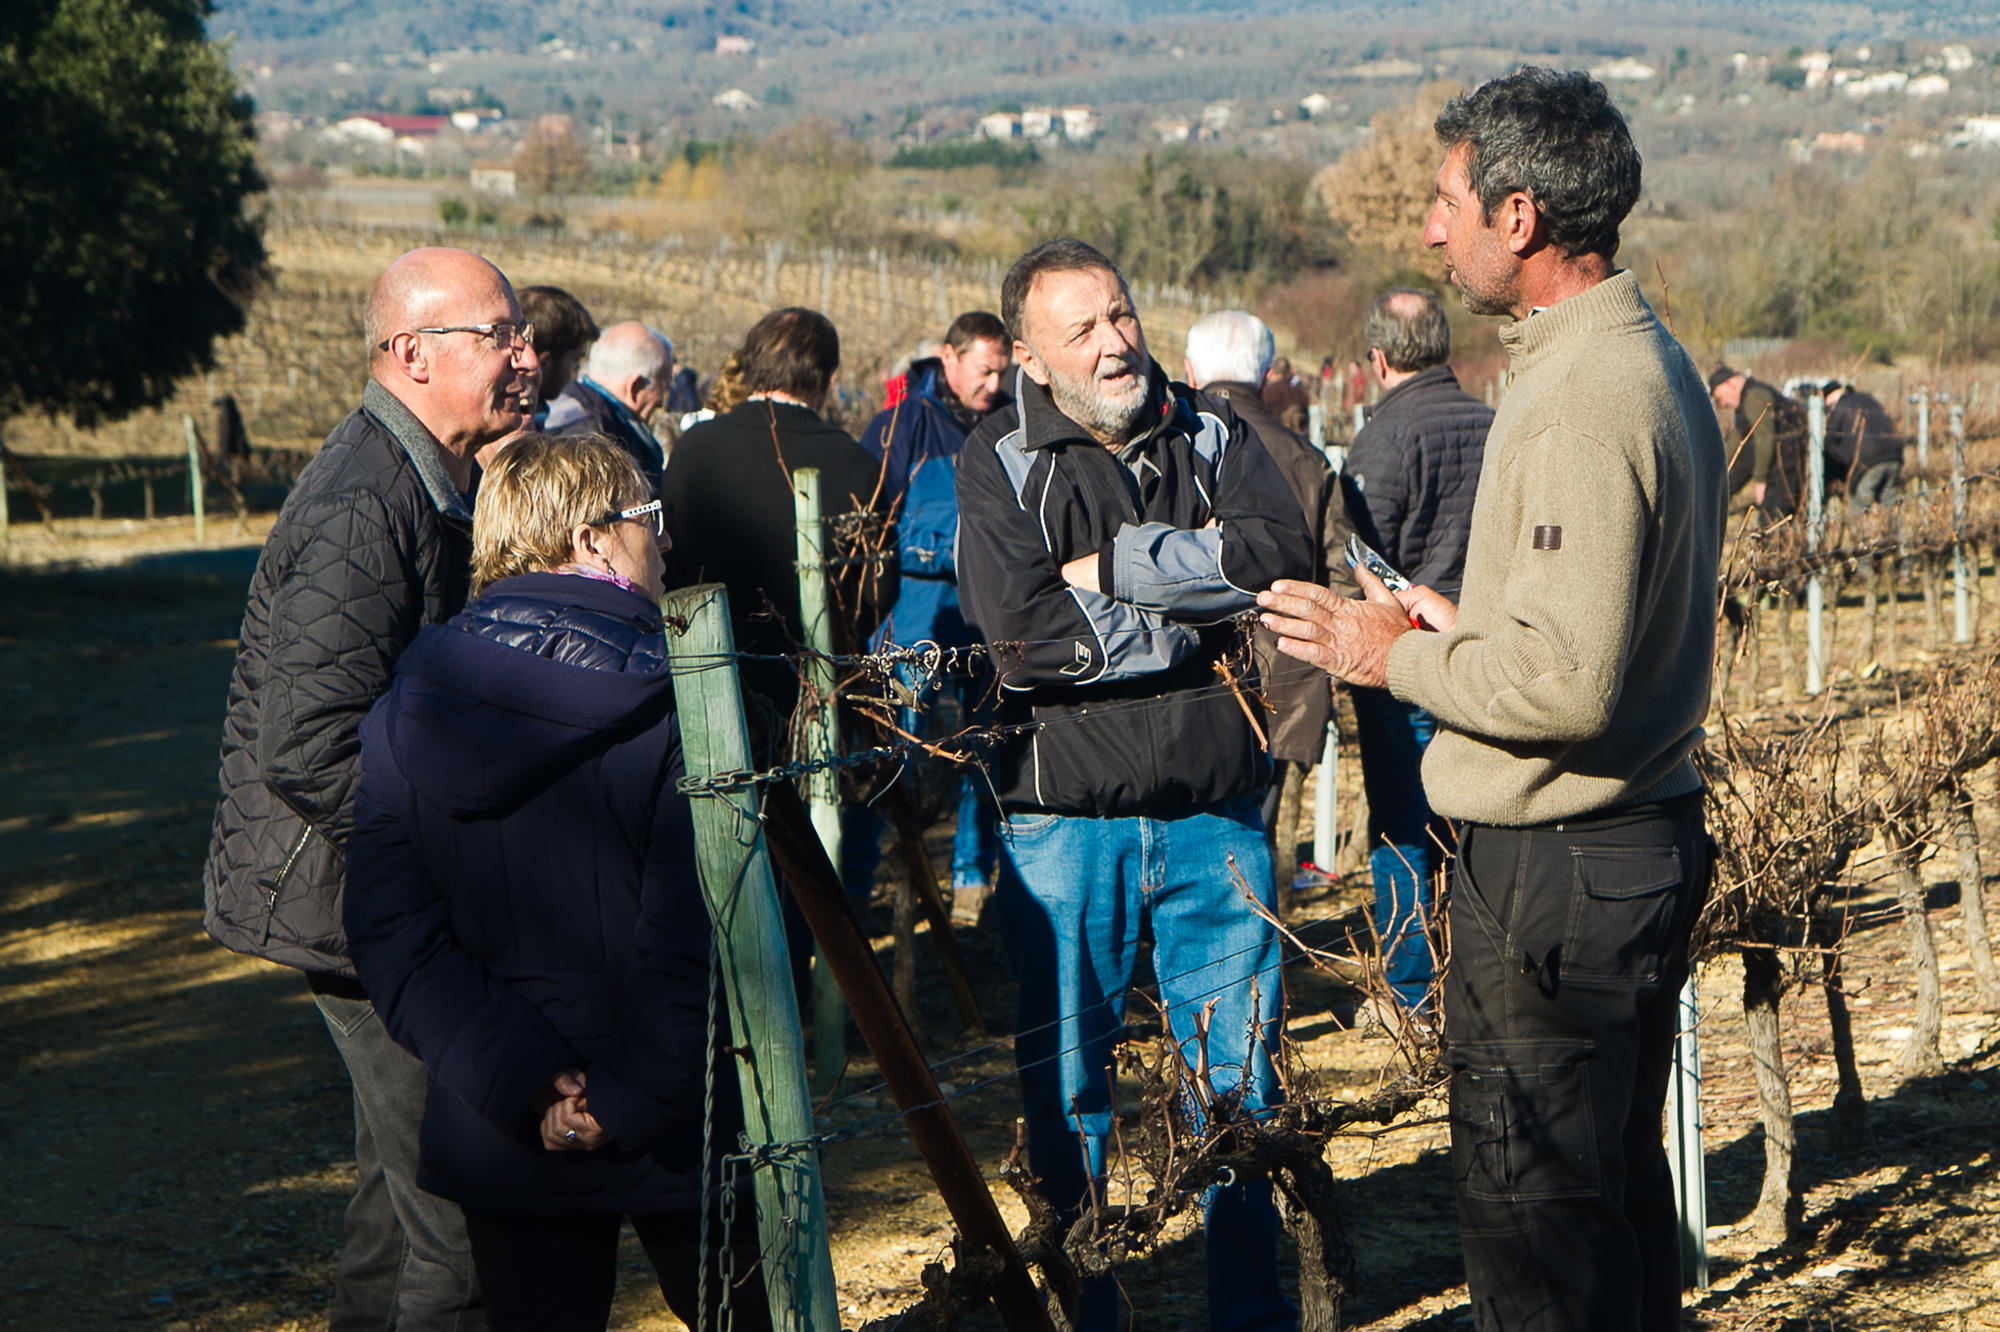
4 528 1999 1330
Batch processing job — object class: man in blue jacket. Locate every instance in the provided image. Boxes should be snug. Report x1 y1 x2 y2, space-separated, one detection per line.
857 312 1012 913
957 239 1311 1332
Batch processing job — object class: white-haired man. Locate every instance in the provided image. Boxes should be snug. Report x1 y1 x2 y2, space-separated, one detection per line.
1182 310 1360 894
206 246 542 1328
548 321 675 493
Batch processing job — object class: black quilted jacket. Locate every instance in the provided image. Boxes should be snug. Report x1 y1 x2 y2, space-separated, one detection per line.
1345 364 1493 598
203 380 473 979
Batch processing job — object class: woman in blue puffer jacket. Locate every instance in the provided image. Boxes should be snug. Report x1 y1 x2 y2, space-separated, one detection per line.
346 433 767 1332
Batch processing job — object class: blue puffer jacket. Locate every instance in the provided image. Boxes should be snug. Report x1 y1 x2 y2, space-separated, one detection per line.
346 571 738 1215
857 359 1004 649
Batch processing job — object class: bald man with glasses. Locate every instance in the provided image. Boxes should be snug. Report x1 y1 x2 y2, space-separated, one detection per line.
205 247 541 1330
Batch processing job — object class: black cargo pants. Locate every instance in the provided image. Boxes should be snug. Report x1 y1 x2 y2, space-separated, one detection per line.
1444 792 1707 1332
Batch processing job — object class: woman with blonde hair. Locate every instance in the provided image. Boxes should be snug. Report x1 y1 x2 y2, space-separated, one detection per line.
345 432 766 1332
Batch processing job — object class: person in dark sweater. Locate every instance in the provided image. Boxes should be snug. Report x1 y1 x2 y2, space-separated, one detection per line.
1710 366 1808 521
346 434 767 1332
1824 380 1905 511
661 308 897 730
1343 286 1493 1016
519 284 599 421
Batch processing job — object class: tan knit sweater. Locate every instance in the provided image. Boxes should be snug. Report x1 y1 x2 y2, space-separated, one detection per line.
1384 271 1725 826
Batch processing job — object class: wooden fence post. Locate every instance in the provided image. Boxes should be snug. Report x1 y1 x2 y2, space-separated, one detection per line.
182 414 206 543
0 429 11 546
792 469 849 1096
662 583 841 1332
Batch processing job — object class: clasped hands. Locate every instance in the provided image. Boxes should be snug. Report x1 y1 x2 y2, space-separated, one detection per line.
534 1067 608 1152
1256 565 1457 689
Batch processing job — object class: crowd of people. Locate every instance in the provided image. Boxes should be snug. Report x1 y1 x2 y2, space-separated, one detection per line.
205 65 1742 1332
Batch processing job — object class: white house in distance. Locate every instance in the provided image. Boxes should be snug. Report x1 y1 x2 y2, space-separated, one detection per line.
712 88 759 112
1060 106 1101 140
1299 92 1332 118
1842 70 1910 99
715 35 755 56
1962 114 2000 146
450 107 504 132
469 161 517 195
1590 56 1657 82
331 112 449 145
978 111 1021 140
1021 106 1055 138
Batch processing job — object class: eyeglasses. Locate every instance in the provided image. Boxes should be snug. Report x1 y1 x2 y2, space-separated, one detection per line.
600 498 664 536
376 322 535 352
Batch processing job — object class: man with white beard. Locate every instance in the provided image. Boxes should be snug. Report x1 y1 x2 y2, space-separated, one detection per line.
956 238 1313 1332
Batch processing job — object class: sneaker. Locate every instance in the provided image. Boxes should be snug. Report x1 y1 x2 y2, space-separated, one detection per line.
949 880 991 929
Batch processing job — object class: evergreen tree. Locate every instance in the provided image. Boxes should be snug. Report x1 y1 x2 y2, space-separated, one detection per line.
1 0 267 425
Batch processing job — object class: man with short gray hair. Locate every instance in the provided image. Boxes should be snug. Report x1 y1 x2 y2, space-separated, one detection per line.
1343 286 1491 1020
548 321 675 492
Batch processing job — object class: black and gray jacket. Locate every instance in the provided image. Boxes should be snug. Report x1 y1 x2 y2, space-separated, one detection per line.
1825 388 1904 482
956 363 1314 816
203 379 474 980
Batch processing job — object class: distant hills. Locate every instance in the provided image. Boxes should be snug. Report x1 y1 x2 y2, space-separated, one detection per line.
208 0 1998 141
208 0 2000 55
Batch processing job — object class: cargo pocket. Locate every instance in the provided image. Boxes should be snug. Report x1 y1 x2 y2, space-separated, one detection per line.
1560 844 1682 985
1449 1039 1600 1202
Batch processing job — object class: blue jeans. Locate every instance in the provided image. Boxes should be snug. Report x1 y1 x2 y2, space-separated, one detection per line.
951 773 1001 889
999 796 1292 1332
1351 689 1448 1011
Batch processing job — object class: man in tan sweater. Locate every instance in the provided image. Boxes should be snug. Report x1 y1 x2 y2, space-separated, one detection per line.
1260 69 1725 1332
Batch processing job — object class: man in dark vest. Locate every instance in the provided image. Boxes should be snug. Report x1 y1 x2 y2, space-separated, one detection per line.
1824 379 1906 511
1343 286 1493 1018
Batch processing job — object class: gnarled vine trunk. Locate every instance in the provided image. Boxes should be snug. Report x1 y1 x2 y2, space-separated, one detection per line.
1741 946 1800 1243
1883 823 1946 1077
1947 783 2000 1007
